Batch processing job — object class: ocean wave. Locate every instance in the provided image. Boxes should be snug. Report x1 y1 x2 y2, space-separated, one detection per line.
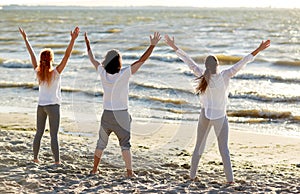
0 37 18 42
126 46 147 51
192 55 243 65
33 44 67 48
0 81 188 105
229 92 300 103
233 73 300 84
0 82 104 96
1 59 32 68
130 82 194 96
273 60 300 67
0 82 37 89
109 52 252 65
227 109 292 119
227 109 300 123
130 94 188 105
215 55 243 64
106 28 122 33
55 50 83 55
122 53 182 63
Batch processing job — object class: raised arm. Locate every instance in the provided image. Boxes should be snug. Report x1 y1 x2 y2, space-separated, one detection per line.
131 32 161 75
19 27 37 70
164 34 203 77
56 27 80 74
223 40 271 78
84 32 101 69
251 40 271 56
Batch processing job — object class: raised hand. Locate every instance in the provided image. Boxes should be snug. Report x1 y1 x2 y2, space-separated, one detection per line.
56 27 80 74
18 27 37 69
71 26 80 40
258 40 271 52
18 27 27 40
251 40 271 56
150 32 161 46
164 34 178 51
84 32 91 51
84 32 100 68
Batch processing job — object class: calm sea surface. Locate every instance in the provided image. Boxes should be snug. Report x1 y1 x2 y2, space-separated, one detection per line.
0 7 299 136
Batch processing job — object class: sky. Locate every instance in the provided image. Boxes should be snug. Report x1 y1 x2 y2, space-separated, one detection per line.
1 0 300 8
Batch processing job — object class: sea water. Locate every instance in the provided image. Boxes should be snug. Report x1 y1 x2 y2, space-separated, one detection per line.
0 7 299 136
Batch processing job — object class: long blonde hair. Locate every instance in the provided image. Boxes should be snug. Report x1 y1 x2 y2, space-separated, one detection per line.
36 48 54 86
195 55 218 94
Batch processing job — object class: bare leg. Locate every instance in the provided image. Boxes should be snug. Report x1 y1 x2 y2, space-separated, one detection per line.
91 149 103 174
122 149 134 177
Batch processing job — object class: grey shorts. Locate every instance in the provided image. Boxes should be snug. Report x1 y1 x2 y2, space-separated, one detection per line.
96 110 132 151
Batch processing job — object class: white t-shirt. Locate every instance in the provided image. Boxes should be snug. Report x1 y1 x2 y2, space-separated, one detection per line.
36 67 61 106
176 48 254 120
97 65 131 110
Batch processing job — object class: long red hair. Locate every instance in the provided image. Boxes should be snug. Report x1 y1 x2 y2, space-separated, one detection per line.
37 48 54 86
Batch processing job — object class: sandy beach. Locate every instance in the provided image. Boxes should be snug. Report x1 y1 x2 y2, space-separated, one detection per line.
0 112 299 193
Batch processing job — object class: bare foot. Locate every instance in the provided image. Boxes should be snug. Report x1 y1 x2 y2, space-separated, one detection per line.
54 161 60 165
33 159 39 163
125 169 137 178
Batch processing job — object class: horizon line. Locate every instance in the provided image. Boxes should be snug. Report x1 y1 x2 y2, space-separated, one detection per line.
1 4 299 9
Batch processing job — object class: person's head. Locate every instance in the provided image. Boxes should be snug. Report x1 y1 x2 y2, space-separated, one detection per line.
37 48 54 85
102 49 122 74
196 55 219 94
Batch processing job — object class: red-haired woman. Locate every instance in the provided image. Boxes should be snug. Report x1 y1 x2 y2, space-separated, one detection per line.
19 27 80 164
165 34 270 184
85 32 161 177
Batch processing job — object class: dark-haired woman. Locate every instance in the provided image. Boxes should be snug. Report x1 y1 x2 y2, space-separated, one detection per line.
19 27 80 164
84 32 161 177
165 35 270 183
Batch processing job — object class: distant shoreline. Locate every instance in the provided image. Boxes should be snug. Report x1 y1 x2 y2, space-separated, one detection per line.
1 5 299 10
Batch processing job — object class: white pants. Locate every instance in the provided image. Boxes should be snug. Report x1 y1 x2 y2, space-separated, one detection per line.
190 109 234 182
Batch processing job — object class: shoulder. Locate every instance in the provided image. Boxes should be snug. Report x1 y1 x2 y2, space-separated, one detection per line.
51 67 60 78
97 65 105 73
119 66 131 73
120 66 132 77
53 67 59 74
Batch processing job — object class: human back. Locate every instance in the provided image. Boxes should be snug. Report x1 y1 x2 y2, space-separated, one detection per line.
35 48 61 106
98 64 131 111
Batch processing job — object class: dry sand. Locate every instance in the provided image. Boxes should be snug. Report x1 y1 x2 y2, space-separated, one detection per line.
0 112 299 193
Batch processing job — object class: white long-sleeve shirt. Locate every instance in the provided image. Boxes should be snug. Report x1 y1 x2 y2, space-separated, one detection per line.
176 48 255 120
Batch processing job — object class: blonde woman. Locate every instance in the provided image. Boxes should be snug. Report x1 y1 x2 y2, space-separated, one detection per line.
19 27 80 164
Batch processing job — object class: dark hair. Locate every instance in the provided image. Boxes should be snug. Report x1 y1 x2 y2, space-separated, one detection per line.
195 55 218 94
195 71 209 94
102 49 121 74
